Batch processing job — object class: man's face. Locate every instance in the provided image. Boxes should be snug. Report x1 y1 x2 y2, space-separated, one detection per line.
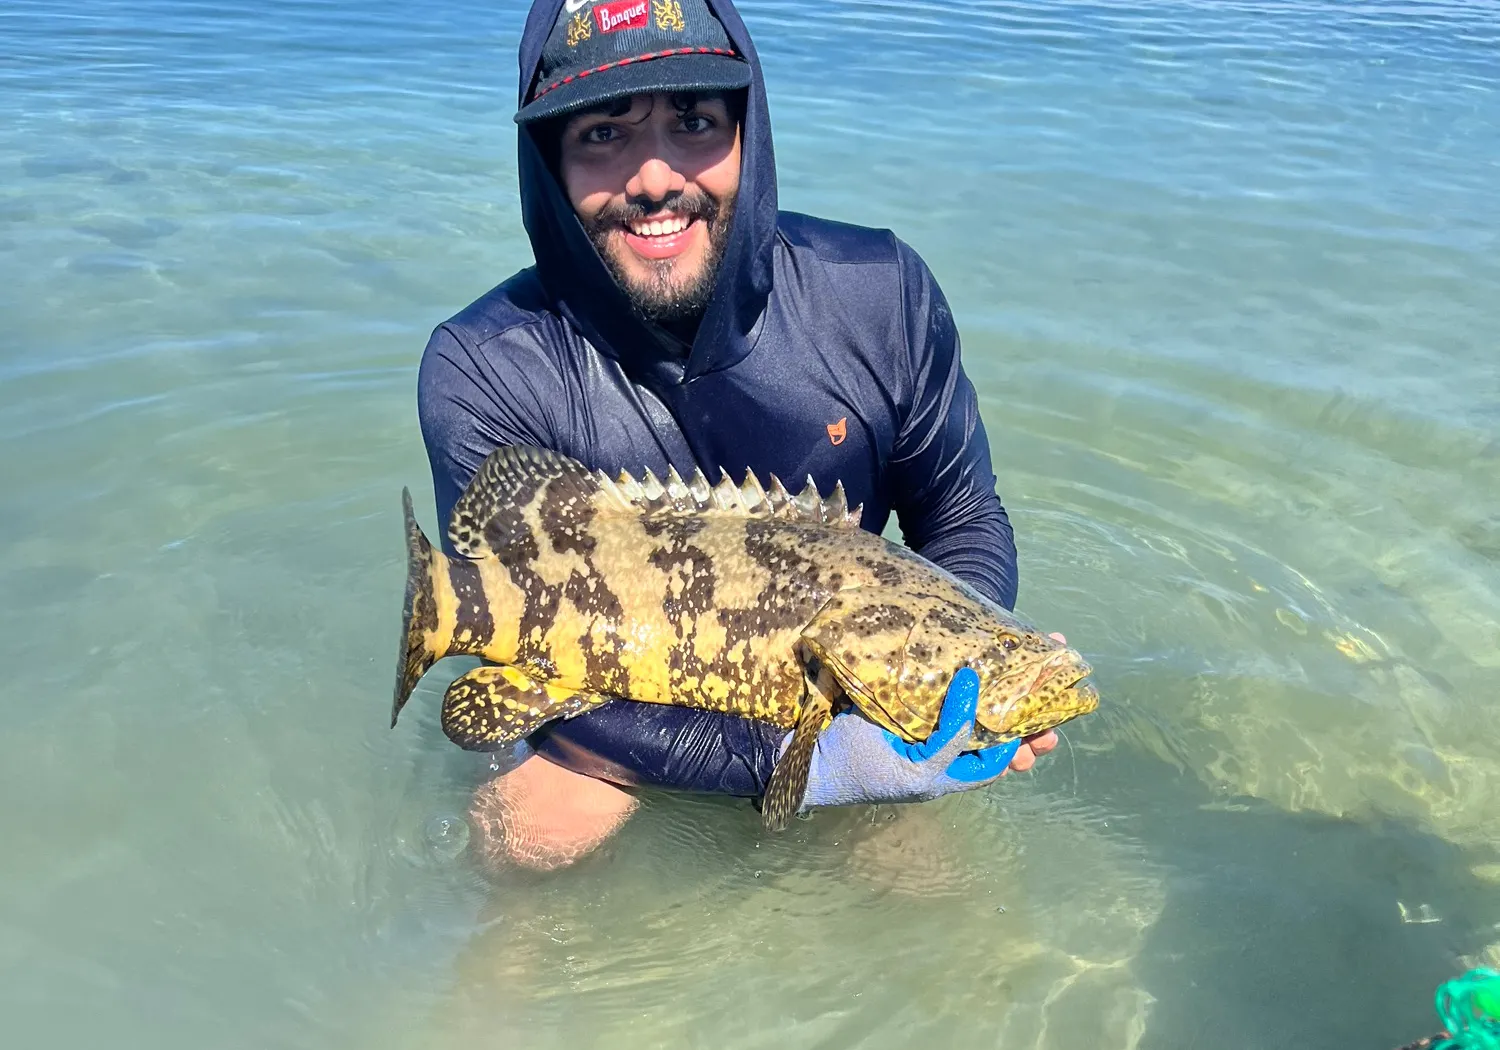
555 91 742 324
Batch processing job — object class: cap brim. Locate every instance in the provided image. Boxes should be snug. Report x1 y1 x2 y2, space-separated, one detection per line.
515 51 751 125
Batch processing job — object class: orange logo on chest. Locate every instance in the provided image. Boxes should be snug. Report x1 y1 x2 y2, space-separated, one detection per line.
826 417 847 446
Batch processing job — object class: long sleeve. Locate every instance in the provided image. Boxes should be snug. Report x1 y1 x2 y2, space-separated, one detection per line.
417 323 556 554
886 242 1019 610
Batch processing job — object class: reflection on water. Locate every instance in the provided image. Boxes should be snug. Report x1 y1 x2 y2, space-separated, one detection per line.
2 0 1498 1047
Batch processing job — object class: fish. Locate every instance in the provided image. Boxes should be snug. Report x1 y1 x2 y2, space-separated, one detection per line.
392 445 1100 831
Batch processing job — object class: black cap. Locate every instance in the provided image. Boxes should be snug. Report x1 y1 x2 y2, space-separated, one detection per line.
515 0 752 125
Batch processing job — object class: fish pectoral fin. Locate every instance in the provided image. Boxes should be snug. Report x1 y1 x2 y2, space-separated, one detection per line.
762 684 833 833
440 665 603 751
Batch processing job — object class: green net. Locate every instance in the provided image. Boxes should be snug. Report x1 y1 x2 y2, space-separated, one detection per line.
1430 968 1500 1050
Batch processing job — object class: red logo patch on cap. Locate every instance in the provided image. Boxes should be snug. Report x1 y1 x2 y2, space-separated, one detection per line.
595 0 648 33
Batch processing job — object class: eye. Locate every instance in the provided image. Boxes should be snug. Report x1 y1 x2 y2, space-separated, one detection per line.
678 113 715 134
580 124 620 145
1000 634 1020 652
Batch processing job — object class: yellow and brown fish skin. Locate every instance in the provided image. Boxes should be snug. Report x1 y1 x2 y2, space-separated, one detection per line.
393 445 1100 830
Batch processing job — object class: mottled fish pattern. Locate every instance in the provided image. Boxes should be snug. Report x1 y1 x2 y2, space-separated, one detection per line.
392 446 1100 830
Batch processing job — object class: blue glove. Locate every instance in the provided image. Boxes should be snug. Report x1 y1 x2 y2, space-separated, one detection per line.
780 667 1024 812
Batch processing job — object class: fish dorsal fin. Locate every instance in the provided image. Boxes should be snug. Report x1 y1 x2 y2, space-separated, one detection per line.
448 447 865 560
592 464 863 528
447 445 633 560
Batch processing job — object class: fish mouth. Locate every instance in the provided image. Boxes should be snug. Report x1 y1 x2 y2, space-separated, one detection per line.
1021 651 1097 709
1030 650 1091 690
978 651 1100 741
1046 654 1100 713
1071 675 1101 710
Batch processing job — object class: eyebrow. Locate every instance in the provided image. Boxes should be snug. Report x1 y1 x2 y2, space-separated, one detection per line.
571 91 728 122
567 96 640 124
671 91 720 108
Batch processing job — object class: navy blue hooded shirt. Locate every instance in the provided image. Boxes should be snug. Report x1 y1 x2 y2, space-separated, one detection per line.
416 0 1018 796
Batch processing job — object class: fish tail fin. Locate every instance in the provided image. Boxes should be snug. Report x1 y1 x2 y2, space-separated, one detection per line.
392 487 450 729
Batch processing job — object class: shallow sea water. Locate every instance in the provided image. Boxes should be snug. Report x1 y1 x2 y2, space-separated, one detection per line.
2 0 1498 1047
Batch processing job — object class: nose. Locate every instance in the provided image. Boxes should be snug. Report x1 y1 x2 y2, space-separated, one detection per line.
626 156 686 205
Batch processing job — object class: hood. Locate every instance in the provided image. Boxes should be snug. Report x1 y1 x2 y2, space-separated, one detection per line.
514 0 779 383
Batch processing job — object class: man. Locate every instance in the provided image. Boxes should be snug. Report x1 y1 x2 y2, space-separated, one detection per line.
417 0 1057 871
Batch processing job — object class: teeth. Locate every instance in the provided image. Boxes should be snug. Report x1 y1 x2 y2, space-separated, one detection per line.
631 215 690 237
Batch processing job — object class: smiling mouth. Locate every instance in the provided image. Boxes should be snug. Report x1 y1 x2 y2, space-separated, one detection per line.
620 212 700 261
628 213 694 238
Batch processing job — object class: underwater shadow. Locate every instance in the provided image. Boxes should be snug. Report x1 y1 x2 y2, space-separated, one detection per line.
1089 751 1499 1050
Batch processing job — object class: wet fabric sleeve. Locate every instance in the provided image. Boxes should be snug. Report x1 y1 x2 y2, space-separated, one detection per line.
525 700 784 796
886 241 1019 610
418 323 556 546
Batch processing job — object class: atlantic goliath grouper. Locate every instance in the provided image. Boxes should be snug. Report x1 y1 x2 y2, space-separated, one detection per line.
392 446 1100 831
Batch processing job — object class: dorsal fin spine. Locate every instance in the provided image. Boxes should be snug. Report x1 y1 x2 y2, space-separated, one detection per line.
826 481 849 523
766 474 791 515
711 471 739 510
740 470 768 515
688 468 711 504
583 459 863 529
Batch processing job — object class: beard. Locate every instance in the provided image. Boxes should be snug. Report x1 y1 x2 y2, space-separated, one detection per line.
582 187 737 325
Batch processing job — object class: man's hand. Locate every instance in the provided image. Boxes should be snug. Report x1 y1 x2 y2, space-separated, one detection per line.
784 633 1066 813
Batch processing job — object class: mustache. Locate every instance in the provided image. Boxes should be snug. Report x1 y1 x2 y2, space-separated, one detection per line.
588 190 722 230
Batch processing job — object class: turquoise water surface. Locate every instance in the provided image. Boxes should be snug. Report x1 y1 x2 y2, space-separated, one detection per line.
3 1 1498 1047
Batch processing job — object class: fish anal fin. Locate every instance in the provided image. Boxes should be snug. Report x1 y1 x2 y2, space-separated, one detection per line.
440 665 604 751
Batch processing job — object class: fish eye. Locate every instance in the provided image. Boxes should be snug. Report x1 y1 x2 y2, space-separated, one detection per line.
1000 634 1019 651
